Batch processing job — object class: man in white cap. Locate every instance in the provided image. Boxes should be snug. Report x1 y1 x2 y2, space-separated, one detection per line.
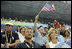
1 22 20 48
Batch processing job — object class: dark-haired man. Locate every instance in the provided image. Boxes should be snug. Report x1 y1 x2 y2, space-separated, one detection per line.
34 15 49 48
1 23 20 48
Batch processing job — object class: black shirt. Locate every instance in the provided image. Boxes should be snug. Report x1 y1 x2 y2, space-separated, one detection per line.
60 30 66 37
15 41 41 48
1 31 19 44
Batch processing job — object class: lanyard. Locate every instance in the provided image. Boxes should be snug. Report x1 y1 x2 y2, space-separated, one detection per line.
5 31 12 44
25 43 34 48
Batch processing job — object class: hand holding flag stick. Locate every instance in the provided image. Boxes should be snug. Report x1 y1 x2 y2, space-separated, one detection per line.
37 2 48 16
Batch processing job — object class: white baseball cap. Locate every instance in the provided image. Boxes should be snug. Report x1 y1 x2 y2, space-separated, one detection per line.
5 22 13 26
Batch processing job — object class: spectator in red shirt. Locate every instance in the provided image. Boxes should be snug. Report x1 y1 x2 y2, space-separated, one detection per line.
15 18 18 22
54 20 58 29
56 22 60 29
61 22 65 28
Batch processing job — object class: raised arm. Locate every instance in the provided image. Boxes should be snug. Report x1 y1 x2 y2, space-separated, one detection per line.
34 15 39 32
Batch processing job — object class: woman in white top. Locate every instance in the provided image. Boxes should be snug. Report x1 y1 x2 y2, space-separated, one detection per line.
46 28 70 48
16 27 25 43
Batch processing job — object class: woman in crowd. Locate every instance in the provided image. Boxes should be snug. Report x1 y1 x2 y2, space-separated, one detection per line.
46 28 60 48
46 28 70 48
18 27 25 43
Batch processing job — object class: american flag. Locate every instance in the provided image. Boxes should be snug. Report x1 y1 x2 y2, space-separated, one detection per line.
42 3 55 12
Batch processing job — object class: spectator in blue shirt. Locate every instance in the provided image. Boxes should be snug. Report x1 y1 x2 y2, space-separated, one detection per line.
57 28 65 43
34 15 49 48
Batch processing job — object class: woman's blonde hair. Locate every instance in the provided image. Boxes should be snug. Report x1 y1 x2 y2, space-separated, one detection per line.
46 28 58 42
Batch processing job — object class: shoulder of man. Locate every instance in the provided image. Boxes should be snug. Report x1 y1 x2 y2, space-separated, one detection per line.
15 43 24 48
12 31 18 35
33 41 41 48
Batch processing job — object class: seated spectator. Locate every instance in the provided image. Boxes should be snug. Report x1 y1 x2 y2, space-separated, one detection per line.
18 27 25 43
56 22 60 29
15 26 21 33
66 39 71 47
46 28 70 48
30 19 33 23
34 15 49 48
20 19 23 22
1 17 5 21
48 24 52 30
61 22 65 28
25 19 28 23
8 17 12 21
15 27 41 48
54 20 58 29
68 28 71 37
1 22 20 48
1 29 5 33
57 28 65 43
15 18 18 22
44 27 48 36
65 31 71 42
60 27 66 37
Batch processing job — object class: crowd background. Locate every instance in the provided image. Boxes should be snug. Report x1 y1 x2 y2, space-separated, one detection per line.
1 1 71 48
1 16 71 48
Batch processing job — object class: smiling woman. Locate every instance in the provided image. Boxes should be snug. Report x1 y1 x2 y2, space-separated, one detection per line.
46 28 71 48
46 28 58 42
